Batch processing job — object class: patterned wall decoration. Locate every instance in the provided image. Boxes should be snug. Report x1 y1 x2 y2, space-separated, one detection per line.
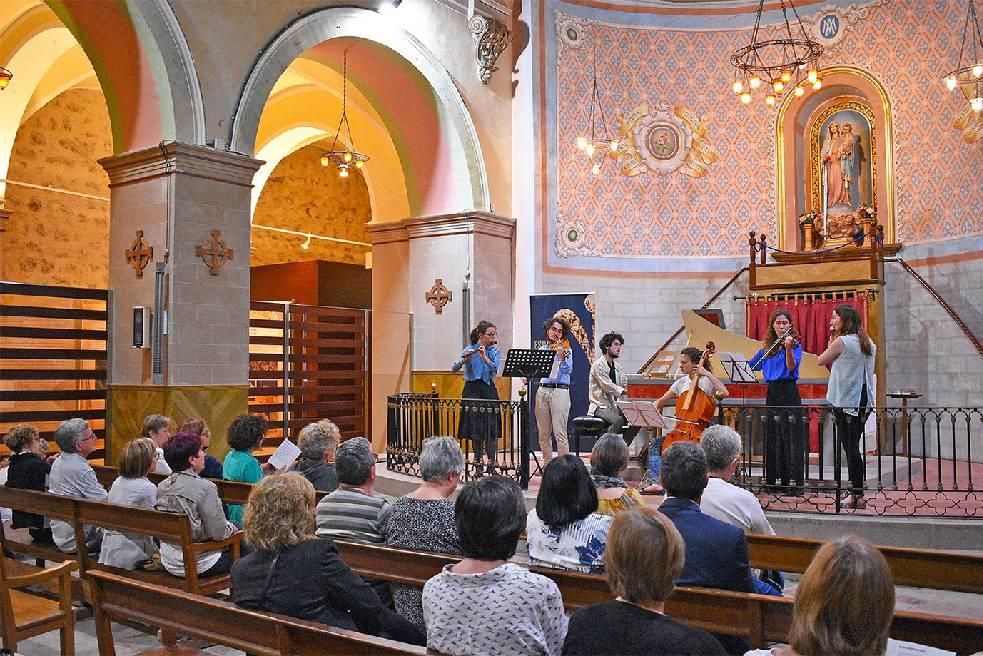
251 141 372 267
1 89 112 287
547 0 983 269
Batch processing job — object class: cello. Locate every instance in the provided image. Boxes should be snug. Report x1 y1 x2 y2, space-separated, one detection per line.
662 342 717 450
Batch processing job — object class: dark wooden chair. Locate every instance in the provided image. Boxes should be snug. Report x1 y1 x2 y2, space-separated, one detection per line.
0 555 77 656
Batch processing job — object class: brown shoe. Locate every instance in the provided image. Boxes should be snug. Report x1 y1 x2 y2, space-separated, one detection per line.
846 495 867 509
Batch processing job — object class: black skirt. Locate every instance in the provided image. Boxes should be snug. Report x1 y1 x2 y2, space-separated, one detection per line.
457 379 501 441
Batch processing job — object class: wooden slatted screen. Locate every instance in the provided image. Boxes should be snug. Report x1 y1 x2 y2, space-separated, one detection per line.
0 281 108 456
248 301 368 449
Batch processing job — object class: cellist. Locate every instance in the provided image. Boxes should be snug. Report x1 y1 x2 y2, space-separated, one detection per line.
656 346 729 445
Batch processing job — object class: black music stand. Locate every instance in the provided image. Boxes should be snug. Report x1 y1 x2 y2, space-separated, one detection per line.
503 348 557 481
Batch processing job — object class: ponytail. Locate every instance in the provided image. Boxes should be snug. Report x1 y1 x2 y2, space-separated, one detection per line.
470 320 495 345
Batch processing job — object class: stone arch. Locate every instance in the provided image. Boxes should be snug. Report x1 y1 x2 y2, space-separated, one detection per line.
229 7 490 218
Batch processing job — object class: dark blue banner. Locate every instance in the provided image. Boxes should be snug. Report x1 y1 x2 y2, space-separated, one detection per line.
529 293 596 439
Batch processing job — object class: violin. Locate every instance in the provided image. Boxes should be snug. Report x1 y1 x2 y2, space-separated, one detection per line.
663 341 718 451
550 338 571 360
762 326 801 359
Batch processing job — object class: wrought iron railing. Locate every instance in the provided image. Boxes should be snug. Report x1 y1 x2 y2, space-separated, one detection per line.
717 404 981 517
386 392 531 488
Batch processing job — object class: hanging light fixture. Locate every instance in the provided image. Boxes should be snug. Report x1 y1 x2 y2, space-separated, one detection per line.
0 65 12 91
574 42 620 175
320 49 369 177
730 0 823 107
943 0 983 113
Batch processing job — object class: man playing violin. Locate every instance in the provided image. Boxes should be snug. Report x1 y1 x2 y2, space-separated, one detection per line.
748 309 805 494
535 317 574 464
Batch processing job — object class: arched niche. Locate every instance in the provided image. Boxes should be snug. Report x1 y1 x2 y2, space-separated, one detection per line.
776 66 896 249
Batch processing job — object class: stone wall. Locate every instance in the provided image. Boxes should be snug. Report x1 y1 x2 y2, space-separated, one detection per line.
250 142 371 268
1 88 111 288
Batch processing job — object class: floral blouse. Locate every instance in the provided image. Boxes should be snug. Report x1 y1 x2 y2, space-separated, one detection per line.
526 509 612 574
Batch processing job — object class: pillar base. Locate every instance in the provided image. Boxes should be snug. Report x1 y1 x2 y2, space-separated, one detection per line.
107 384 248 465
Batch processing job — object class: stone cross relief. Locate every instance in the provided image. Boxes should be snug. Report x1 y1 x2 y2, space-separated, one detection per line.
425 278 453 314
124 230 153 278
195 229 234 276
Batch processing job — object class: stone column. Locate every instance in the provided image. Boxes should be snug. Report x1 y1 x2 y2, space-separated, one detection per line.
367 211 515 452
100 143 263 464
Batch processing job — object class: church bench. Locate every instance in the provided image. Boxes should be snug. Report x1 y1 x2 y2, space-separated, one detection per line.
0 486 82 569
746 533 983 594
87 569 430 656
333 539 983 655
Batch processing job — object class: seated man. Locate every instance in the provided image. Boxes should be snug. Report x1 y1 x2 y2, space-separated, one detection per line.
588 331 637 442
49 418 107 553
699 425 775 537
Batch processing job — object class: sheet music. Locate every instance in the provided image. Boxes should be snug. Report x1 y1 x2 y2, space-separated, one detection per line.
617 400 667 429
717 351 757 383
268 438 301 471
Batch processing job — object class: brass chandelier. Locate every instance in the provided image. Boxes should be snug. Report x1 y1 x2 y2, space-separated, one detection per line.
730 0 824 106
319 49 369 178
574 44 621 175
943 0 983 113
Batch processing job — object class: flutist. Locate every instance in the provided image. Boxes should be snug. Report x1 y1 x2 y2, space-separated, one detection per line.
535 317 573 465
748 309 806 495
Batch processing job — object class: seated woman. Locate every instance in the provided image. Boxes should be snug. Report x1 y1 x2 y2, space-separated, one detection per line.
383 436 463 630
527 455 612 573
744 535 945 656
156 432 238 578
179 417 222 479
422 476 567 656
99 438 159 570
4 424 53 544
223 414 271 526
293 419 339 492
563 507 726 656
590 433 648 516
232 474 424 645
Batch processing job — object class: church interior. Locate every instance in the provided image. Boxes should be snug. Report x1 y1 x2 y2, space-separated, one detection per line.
0 0 981 654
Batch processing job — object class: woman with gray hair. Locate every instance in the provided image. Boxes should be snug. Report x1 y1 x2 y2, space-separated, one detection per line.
382 436 464 630
591 433 649 516
293 419 339 492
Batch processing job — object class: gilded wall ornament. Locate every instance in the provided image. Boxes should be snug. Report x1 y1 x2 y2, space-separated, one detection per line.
616 104 719 178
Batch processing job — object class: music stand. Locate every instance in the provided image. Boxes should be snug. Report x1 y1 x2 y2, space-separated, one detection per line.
503 349 558 482
718 351 757 383
616 400 667 431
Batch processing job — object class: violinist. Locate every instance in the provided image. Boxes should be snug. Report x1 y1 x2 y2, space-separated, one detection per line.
535 317 573 465
748 309 805 494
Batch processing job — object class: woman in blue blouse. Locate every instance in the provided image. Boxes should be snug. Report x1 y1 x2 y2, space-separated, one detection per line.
452 320 501 475
749 309 805 494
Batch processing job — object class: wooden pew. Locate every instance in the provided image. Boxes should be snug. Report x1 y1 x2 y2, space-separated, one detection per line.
746 533 983 594
87 569 429 656
334 540 983 655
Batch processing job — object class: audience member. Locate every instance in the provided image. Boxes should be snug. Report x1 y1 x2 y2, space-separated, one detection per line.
383 436 463 630
142 414 173 475
745 536 948 656
699 426 775 536
223 414 269 526
99 438 159 570
590 432 647 516
179 417 222 479
293 419 339 492
157 432 238 578
527 454 612 573
563 507 726 655
422 476 567 656
232 474 424 646
49 418 107 553
4 424 53 544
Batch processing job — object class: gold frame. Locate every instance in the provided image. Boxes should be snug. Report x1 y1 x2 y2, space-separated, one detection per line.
809 100 877 220
775 66 896 248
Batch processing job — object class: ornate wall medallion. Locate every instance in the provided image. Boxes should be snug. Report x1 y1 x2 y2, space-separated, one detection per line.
617 104 718 178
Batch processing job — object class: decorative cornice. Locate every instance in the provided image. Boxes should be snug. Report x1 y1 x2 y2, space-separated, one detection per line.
469 14 512 84
368 211 516 244
99 143 264 188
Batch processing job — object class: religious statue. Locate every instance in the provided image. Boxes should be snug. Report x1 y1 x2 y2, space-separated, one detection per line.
817 109 871 244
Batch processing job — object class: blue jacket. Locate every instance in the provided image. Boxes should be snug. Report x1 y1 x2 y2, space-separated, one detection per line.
658 497 755 594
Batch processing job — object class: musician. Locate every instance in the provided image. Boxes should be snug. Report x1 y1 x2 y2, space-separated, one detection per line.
588 332 637 443
452 320 501 475
535 317 573 464
655 347 728 434
818 304 875 510
748 309 806 494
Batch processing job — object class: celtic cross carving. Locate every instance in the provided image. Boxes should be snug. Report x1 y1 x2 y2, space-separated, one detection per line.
195 229 234 276
124 230 153 278
425 278 453 314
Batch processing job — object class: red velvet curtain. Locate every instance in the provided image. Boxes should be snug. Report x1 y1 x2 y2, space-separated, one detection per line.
747 293 869 356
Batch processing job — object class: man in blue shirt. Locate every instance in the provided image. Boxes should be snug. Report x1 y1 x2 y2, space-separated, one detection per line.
534 317 574 465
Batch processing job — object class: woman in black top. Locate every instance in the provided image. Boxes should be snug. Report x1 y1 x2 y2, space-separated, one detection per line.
562 507 725 656
4 425 53 544
231 473 424 646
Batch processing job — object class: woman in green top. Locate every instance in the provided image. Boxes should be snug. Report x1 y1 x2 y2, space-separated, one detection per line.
223 414 271 526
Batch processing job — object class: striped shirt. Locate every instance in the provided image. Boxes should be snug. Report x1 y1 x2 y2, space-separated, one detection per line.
315 487 391 544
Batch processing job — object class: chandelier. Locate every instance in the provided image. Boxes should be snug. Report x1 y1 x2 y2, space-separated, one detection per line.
0 65 12 91
319 49 369 178
943 0 983 113
574 46 621 175
730 0 824 106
